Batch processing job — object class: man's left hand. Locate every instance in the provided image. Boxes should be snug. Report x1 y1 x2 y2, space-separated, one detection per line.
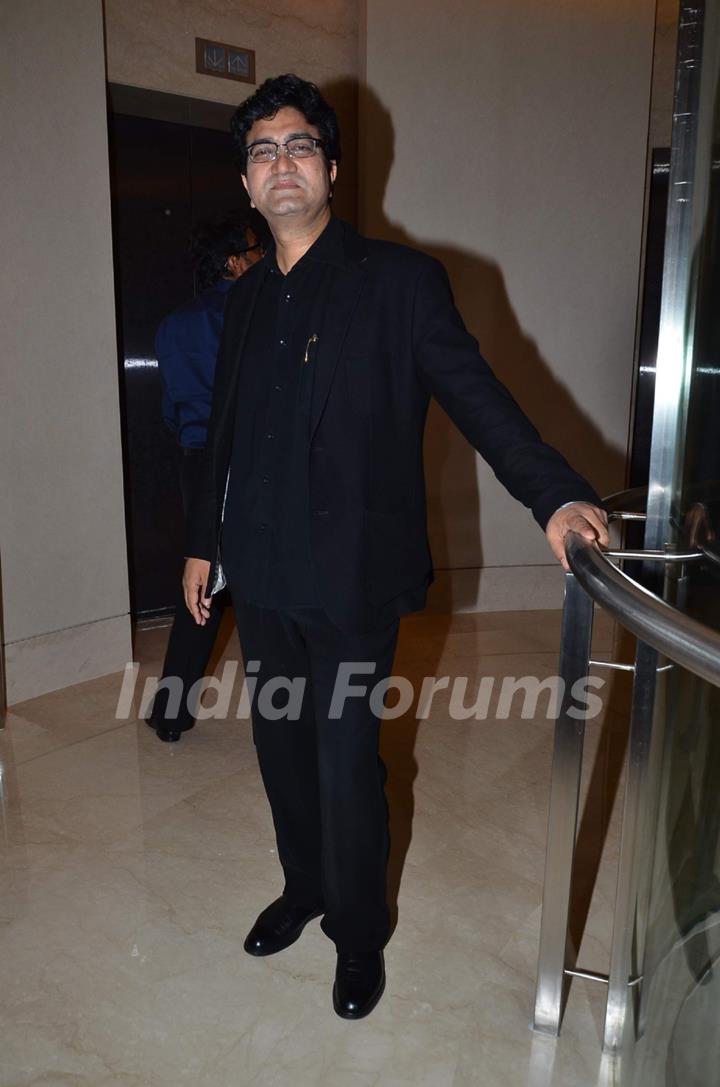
545 502 610 572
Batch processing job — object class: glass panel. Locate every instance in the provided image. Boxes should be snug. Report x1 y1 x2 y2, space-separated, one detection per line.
630 668 720 1085
625 1 720 1083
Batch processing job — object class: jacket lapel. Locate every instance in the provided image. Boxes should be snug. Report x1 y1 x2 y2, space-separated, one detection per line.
310 226 368 438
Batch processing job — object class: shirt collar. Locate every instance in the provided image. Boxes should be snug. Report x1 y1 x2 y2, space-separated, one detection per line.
261 216 345 276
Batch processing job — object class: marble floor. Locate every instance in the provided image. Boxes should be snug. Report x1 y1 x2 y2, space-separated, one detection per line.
0 608 633 1087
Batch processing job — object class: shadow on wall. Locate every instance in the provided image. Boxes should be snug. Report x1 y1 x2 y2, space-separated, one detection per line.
323 78 626 613
319 77 628 939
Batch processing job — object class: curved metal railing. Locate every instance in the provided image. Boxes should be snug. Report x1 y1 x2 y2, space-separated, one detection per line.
534 488 720 1047
565 531 720 689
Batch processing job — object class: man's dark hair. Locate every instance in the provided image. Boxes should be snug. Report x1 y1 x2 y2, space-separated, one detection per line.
230 73 341 174
191 213 254 290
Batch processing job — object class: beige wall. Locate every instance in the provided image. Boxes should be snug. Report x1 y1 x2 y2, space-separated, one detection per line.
0 1 131 703
0 0 665 698
361 0 657 610
104 0 359 105
104 0 361 220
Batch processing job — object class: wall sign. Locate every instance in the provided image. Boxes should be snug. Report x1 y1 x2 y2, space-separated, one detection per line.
195 38 256 84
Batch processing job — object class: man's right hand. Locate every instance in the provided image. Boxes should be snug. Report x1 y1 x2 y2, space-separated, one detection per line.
183 558 212 625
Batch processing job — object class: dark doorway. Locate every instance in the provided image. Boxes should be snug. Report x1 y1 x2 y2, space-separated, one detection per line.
108 85 251 618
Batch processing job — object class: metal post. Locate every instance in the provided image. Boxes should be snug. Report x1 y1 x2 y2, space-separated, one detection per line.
602 640 661 1052
533 572 594 1035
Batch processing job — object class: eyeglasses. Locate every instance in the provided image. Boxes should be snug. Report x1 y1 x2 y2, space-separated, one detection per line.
246 137 325 164
225 244 264 272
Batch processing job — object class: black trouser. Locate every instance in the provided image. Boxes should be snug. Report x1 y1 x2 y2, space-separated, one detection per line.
150 448 228 731
234 600 399 952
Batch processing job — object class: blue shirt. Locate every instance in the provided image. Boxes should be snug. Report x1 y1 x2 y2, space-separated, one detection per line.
155 279 234 449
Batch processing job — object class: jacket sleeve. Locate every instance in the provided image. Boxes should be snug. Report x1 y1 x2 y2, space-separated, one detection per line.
182 305 237 562
182 432 215 561
411 257 602 529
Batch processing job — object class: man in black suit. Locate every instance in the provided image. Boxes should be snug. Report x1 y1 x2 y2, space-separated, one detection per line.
183 74 608 1019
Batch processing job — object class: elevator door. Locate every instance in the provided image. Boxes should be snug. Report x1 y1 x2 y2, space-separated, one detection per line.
109 106 251 618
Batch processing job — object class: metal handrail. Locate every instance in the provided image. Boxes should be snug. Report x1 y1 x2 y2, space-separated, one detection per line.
533 488 720 1044
602 485 651 513
566 531 720 689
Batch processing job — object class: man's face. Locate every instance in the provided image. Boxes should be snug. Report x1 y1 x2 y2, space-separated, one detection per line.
242 106 337 226
243 227 263 266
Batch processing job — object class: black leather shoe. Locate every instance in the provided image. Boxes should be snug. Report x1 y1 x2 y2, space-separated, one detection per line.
243 896 323 956
333 951 385 1019
146 717 192 743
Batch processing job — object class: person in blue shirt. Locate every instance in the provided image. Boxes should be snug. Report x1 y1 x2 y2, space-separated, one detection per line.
148 214 263 742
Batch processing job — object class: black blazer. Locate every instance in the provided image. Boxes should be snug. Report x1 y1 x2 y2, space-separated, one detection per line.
186 219 600 633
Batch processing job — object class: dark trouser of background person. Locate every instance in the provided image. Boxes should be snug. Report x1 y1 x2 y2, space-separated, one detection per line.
234 599 399 952
147 449 229 742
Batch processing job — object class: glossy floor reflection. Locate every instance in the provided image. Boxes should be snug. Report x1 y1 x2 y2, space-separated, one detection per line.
0 608 629 1086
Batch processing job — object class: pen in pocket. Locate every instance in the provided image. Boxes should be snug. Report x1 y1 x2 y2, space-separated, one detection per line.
303 333 319 364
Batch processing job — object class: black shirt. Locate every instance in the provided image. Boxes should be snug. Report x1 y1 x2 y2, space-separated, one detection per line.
221 218 342 607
